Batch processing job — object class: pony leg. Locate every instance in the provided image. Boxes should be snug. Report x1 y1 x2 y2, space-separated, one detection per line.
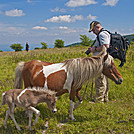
69 89 76 121
69 100 75 120
74 91 82 110
74 101 82 111
14 61 25 89
56 89 68 97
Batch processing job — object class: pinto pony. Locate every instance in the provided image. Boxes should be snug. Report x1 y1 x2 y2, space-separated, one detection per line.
14 46 123 120
1 87 57 131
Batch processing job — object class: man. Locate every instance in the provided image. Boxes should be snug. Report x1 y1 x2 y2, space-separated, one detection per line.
88 21 111 103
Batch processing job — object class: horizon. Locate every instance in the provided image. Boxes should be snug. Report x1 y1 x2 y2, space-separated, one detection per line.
0 0 134 49
1 32 133 52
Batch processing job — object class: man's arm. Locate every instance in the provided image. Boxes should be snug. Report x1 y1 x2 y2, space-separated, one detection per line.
89 44 109 52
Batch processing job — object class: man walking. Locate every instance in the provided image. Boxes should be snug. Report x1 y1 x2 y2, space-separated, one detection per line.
88 21 111 103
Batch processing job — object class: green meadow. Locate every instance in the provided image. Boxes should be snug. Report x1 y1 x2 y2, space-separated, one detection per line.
0 45 134 134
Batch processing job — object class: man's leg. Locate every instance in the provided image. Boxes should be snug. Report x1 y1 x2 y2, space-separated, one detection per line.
95 74 107 103
104 77 109 102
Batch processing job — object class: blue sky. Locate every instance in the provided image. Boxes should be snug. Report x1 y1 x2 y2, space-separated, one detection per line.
0 0 134 49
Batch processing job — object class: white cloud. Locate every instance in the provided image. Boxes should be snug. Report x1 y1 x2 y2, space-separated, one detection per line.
0 11 3 14
5 9 25 17
103 0 119 6
8 27 16 30
87 14 97 20
32 26 48 30
60 8 67 13
45 15 83 23
50 7 66 13
27 0 31 3
59 26 68 30
72 15 83 21
65 0 97 7
63 29 77 34
50 7 59 12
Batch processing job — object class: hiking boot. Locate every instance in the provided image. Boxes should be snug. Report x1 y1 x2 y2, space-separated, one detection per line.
89 100 95 104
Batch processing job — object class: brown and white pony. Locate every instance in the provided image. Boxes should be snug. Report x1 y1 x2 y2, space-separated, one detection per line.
1 87 56 131
14 46 123 120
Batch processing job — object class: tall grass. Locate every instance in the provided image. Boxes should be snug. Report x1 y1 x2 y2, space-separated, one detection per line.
0 45 134 134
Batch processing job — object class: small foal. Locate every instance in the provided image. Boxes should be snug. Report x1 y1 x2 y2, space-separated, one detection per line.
1 87 57 131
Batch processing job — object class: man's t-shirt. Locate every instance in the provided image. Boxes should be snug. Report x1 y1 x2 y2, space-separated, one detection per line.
93 31 110 56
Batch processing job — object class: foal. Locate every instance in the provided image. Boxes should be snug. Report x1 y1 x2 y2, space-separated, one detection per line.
1 87 57 131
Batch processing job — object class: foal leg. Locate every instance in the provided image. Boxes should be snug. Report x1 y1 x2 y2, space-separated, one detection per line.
8 103 21 131
3 110 10 128
27 106 40 127
27 110 33 131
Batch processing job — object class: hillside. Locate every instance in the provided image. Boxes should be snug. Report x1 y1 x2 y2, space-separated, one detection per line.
65 42 81 47
0 45 134 133
124 34 134 42
65 34 134 47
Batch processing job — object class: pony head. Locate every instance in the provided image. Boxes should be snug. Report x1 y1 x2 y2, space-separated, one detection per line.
102 53 123 84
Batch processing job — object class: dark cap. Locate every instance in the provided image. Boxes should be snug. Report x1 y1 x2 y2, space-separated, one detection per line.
89 21 101 32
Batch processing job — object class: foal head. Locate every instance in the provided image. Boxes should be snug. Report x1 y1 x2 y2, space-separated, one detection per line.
46 94 57 113
102 54 123 84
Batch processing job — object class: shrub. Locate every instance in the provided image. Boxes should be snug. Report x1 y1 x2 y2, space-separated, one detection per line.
54 39 64 48
34 47 40 50
41 42 48 49
10 43 23 52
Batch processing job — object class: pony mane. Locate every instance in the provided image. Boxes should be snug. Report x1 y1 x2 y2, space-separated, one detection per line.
26 87 56 96
62 46 111 89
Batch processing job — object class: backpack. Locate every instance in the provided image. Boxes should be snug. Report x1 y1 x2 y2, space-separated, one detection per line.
97 29 129 67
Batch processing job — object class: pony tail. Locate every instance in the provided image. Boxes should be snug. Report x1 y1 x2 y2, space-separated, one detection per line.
14 62 25 89
1 92 6 105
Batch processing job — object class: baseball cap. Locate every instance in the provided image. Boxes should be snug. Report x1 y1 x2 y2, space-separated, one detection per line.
89 21 101 32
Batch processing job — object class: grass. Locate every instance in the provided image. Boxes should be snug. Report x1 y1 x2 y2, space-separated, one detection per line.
0 45 134 134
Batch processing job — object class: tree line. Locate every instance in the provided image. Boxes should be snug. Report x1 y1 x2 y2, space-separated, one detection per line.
9 35 93 52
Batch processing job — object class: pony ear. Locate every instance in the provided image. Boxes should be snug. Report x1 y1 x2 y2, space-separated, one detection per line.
104 53 108 62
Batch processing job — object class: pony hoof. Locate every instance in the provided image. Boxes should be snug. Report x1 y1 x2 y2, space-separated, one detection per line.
29 128 32 131
4 125 7 129
68 117 77 121
73 118 77 122
33 122 37 126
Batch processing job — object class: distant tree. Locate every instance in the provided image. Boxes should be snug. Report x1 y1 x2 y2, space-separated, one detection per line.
34 47 40 50
80 35 93 46
10 43 23 52
41 42 48 49
54 39 64 48
0 50 3 52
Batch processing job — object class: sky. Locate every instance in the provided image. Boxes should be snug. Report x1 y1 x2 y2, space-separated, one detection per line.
0 0 134 50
